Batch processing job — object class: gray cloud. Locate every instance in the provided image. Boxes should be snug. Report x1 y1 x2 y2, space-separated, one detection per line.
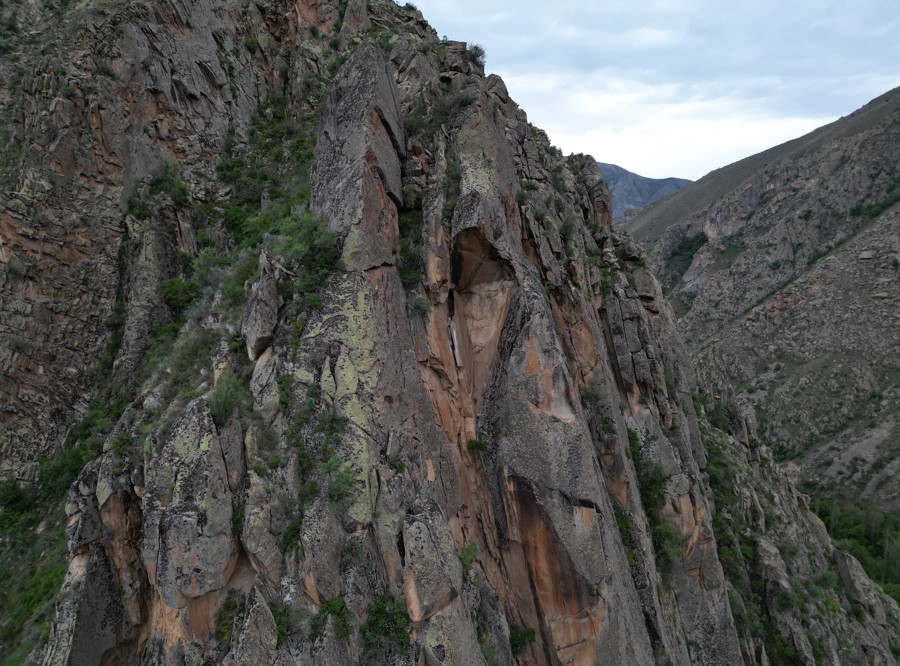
413 0 900 177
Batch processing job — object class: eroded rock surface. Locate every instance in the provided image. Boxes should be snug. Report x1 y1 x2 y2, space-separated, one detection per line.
0 1 897 665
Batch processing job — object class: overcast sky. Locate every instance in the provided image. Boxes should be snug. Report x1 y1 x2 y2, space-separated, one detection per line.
412 0 900 180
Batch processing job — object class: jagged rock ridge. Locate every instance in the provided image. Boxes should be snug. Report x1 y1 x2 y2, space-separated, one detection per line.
597 162 690 218
0 1 897 665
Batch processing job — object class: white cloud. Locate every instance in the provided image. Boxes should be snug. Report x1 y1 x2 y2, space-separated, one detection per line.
412 0 900 179
499 71 833 178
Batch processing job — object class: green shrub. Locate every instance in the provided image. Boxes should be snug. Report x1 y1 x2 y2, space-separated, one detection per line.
465 43 486 67
162 278 202 314
634 455 669 516
400 269 421 287
221 251 261 306
208 374 246 427
126 194 151 220
231 507 244 537
467 438 489 453
272 210 342 303
311 596 351 639
398 209 425 287
411 296 432 314
388 455 405 473
599 416 616 436
271 601 299 646
149 166 189 206
509 626 536 657
361 596 410 661
459 541 477 575
321 456 355 506
668 232 708 279
214 591 244 645
281 513 304 556
614 504 636 565
192 248 225 287
110 432 134 458
849 178 900 219
651 520 683 583
0 478 37 533
774 588 803 611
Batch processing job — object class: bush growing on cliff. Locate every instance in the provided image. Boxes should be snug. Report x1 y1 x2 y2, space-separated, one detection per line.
628 433 683 585
509 626 536 657
465 42 486 68
467 438 489 453
398 209 424 288
667 232 708 280
459 541 477 574
273 209 341 303
214 590 245 645
849 178 900 219
321 455 356 507
162 278 202 315
149 166 190 206
361 596 410 661
271 601 301 646
208 374 248 427
310 596 352 639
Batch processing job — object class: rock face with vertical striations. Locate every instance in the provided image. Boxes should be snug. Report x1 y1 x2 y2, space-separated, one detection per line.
0 1 898 665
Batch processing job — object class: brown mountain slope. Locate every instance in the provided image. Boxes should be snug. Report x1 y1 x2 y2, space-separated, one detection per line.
621 87 900 244
620 88 900 512
598 162 690 218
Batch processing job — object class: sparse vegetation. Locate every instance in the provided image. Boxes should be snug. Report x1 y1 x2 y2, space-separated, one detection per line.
805 493 900 603
467 438 489 453
311 596 352 640
214 591 245 645
667 232 708 280
360 596 410 662
162 278 202 315
628 430 682 586
149 165 190 206
510 626 536 657
464 42 486 68
208 374 249 427
849 178 900 219
270 601 300 646
321 455 356 507
459 541 477 575
398 209 424 287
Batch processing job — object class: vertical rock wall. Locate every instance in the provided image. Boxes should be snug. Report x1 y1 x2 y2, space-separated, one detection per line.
0 1 896 665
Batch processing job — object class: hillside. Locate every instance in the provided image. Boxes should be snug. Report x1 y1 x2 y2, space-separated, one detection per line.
598 162 690 218
620 89 900 514
0 1 898 665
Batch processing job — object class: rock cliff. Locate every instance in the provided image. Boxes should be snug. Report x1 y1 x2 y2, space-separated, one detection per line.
0 1 898 664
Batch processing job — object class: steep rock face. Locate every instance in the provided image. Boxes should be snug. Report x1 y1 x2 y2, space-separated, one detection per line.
0 1 898 665
0 0 275 475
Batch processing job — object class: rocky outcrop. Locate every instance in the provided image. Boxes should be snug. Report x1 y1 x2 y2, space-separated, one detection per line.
1 1 898 665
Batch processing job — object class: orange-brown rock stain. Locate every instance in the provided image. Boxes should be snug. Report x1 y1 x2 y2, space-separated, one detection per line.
412 229 624 663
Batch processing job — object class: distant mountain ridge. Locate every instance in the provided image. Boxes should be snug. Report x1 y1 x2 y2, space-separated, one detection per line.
597 162 691 217
621 86 900 511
